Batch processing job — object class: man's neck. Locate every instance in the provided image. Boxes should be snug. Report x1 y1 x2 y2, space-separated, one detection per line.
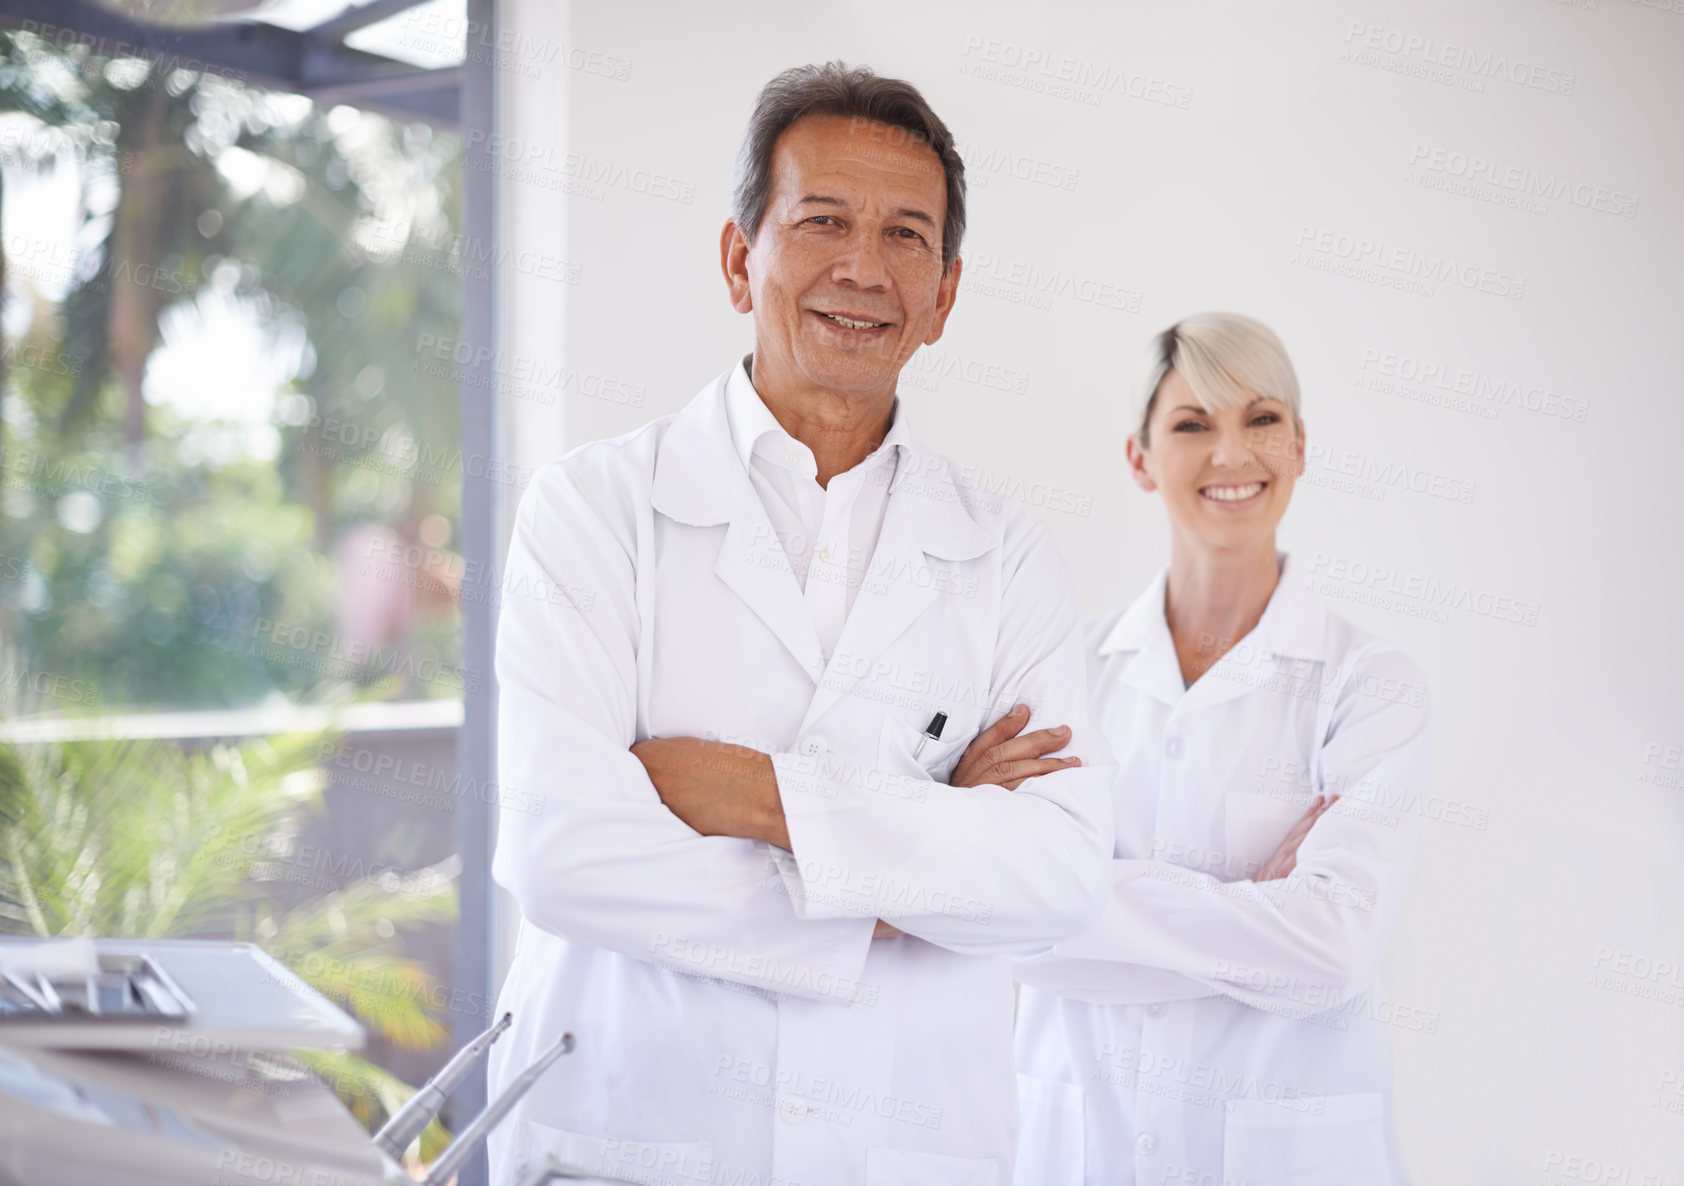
748 353 895 488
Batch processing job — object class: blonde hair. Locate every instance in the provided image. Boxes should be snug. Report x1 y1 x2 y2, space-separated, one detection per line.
1135 312 1301 446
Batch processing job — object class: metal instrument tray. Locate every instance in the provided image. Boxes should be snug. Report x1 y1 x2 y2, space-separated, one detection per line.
0 939 363 1051
0 951 194 1023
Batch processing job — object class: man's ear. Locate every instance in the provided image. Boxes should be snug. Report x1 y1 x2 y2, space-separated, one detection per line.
721 220 754 314
1125 435 1157 493
923 254 963 346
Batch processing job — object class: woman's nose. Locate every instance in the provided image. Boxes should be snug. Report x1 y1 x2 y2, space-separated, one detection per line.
1209 426 1254 467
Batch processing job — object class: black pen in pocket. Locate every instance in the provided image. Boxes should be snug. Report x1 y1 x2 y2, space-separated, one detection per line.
912 711 948 758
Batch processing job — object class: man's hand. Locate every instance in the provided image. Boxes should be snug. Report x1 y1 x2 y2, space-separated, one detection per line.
950 703 1080 790
631 737 790 849
633 737 906 937
1254 795 1340 881
883 704 1072 943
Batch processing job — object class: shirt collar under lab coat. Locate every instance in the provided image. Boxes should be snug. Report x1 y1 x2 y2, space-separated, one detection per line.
724 355 910 484
652 359 992 563
1095 552 1330 710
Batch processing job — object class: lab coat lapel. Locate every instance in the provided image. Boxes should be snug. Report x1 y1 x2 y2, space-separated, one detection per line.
1124 626 1189 709
714 482 827 682
801 483 936 728
651 371 826 684
800 443 994 730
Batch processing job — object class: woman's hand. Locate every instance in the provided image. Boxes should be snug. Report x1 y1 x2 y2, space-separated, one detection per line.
950 703 1081 790
1254 795 1340 881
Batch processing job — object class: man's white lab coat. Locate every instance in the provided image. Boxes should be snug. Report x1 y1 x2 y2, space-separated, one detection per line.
485 363 1114 1186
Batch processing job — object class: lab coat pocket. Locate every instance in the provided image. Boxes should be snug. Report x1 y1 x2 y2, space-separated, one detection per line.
1223 791 1316 880
878 712 972 786
513 1117 714 1186
1012 1073 1084 1186
867 1145 1000 1186
1221 1091 1391 1186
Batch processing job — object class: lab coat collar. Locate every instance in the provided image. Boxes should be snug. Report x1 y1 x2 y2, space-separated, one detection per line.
1097 567 1186 708
724 355 795 473
652 363 991 559
1096 553 1329 711
724 355 911 483
651 365 995 701
652 366 749 528
1096 566 1170 658
1254 553 1329 664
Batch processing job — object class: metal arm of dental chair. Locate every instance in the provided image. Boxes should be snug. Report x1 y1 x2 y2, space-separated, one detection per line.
374 1012 513 1160
420 1031 574 1186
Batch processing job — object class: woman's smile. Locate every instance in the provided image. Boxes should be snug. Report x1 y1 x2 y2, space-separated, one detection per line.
1198 479 1269 508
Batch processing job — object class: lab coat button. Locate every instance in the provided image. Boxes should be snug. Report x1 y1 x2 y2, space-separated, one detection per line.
1164 737 1184 759
1135 1132 1156 1153
798 735 827 758
778 1097 808 1123
1146 1002 1166 1019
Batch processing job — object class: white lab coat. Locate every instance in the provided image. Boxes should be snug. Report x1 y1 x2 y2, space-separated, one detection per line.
486 363 1114 1186
1013 556 1430 1186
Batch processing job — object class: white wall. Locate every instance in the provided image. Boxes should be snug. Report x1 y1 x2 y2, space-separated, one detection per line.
489 0 573 1024
497 1 1684 1180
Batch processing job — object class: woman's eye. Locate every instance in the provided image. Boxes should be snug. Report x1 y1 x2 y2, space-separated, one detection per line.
1250 412 1280 427
807 215 836 226
1173 419 1206 432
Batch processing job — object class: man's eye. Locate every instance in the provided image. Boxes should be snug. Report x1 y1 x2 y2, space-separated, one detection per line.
893 227 925 242
807 215 836 226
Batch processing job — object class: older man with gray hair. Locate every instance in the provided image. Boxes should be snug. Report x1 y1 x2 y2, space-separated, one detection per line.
486 62 1111 1185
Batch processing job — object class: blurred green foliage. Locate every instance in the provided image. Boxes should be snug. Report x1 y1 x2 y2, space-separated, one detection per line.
0 28 467 709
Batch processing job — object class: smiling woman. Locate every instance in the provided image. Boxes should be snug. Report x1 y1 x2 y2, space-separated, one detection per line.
1010 310 1429 1186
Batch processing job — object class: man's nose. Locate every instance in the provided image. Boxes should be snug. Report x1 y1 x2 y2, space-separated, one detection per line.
828 226 893 290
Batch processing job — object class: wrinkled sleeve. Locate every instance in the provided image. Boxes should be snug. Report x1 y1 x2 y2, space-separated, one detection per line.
1017 647 1428 1016
492 458 874 1004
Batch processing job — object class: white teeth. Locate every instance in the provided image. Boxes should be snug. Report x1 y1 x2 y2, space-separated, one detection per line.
825 313 881 330
1201 482 1264 502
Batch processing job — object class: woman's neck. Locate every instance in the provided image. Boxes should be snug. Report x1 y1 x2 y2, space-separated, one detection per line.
1163 537 1282 686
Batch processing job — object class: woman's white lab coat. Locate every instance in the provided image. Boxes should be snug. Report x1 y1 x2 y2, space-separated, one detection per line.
1013 556 1430 1186
485 365 1114 1186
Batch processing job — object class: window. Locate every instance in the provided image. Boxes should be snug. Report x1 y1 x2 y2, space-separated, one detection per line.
0 23 478 1171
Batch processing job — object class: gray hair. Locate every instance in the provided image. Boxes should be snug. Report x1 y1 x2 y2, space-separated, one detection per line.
731 61 967 272
1135 312 1303 447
